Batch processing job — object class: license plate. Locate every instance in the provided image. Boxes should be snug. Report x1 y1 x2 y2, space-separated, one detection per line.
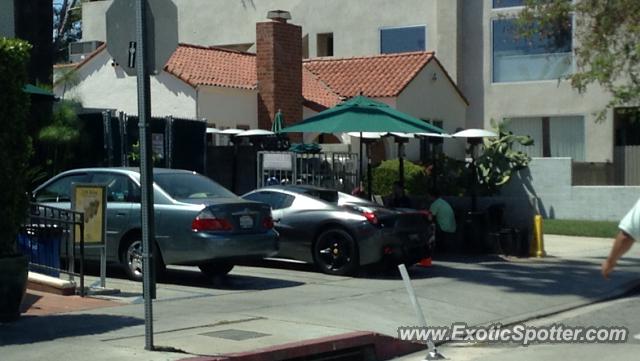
239 215 254 229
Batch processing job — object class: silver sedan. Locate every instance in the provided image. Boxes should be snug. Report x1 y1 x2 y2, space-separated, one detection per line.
33 168 278 280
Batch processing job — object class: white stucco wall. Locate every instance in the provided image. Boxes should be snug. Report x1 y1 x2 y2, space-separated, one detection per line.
0 0 14 37
81 0 111 42
396 61 467 161
501 158 640 221
54 49 197 118
197 86 258 129
81 0 460 80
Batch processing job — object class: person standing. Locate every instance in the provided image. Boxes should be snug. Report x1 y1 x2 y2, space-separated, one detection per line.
601 199 639 278
428 189 456 252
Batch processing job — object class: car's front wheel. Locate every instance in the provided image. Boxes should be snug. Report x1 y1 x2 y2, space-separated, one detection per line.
120 237 166 282
198 262 234 277
313 228 359 276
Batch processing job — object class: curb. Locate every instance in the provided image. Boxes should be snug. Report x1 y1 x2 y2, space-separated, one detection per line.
181 331 426 361
27 272 76 296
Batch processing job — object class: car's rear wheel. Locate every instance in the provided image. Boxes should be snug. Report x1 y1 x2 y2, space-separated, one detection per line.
120 237 166 282
313 228 359 276
198 262 234 277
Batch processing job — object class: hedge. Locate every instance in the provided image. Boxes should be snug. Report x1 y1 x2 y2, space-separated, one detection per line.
0 37 32 255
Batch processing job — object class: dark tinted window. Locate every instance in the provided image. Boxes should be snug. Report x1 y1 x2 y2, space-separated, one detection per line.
91 173 140 202
304 189 338 203
35 173 90 202
380 26 425 54
154 173 236 200
493 0 523 8
492 18 572 82
244 191 294 210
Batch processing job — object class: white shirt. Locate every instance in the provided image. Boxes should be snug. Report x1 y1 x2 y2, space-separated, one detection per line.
619 198 640 241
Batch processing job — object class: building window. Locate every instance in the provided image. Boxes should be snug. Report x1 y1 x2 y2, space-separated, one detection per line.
615 107 640 146
492 18 572 82
506 116 584 161
380 25 426 54
317 33 333 57
493 0 524 8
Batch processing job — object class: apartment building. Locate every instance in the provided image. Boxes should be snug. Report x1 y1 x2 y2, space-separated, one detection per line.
78 0 627 170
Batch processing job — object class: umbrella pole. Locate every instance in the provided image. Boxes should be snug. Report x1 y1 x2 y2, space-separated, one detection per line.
431 141 436 193
398 142 405 188
359 132 363 186
367 142 373 201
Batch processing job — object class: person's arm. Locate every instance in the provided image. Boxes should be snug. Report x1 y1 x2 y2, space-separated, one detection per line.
601 230 635 279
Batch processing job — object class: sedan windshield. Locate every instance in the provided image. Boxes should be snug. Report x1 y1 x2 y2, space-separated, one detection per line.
154 173 236 200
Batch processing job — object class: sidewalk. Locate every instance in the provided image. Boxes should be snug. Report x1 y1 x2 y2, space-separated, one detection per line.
2 234 639 361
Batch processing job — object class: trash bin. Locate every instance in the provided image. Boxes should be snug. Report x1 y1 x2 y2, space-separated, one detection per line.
17 226 63 277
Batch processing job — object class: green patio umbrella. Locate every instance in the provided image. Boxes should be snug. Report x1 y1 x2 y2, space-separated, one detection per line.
281 96 445 194
272 110 284 134
280 96 444 134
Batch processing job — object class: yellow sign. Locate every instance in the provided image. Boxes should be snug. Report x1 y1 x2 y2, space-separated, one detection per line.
73 184 106 244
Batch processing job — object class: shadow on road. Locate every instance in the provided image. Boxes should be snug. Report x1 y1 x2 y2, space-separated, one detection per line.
424 253 640 298
0 314 142 346
162 267 306 290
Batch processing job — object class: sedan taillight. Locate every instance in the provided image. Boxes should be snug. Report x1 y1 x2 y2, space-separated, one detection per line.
262 214 274 229
192 209 233 232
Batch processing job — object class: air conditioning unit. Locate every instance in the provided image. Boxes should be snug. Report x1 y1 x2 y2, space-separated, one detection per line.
68 40 104 63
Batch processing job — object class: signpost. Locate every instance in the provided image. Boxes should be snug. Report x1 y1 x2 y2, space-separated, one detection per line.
72 184 107 297
106 0 178 351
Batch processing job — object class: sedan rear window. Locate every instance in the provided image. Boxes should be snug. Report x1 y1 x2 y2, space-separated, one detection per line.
154 173 236 200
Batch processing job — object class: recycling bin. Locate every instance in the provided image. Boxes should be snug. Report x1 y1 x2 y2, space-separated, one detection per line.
18 225 63 277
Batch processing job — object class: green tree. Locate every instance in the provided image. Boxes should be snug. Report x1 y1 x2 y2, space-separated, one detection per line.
518 0 640 119
475 120 534 195
38 99 82 175
0 38 33 255
53 0 83 62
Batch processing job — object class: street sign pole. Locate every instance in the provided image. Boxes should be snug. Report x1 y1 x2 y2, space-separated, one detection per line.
134 0 156 351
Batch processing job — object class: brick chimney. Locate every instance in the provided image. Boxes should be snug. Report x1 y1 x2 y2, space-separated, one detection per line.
256 10 302 137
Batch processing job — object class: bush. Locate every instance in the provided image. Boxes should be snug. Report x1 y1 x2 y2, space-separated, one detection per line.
0 38 33 256
371 159 428 196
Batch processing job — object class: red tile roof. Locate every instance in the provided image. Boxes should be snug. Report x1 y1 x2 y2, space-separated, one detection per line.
165 44 257 89
67 43 466 109
303 52 434 98
302 68 343 110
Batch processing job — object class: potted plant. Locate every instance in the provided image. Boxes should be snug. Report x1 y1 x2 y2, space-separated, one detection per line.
0 38 33 322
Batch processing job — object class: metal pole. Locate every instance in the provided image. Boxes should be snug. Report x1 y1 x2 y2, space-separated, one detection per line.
366 142 373 201
359 132 363 186
398 264 445 360
79 220 84 297
398 141 405 188
135 0 155 351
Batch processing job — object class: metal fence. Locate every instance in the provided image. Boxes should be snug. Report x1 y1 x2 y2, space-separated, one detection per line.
257 151 359 193
614 146 640 185
19 203 87 296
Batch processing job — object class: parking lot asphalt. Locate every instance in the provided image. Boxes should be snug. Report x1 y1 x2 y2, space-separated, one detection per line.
2 234 639 361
